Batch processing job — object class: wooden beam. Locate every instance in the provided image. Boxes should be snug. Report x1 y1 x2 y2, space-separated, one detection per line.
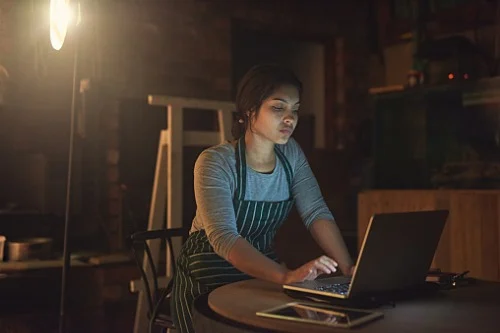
148 95 234 111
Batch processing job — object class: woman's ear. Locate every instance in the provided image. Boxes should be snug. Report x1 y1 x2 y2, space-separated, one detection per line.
247 108 257 120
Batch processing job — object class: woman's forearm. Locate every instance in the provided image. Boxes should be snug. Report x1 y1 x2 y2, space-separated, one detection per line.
309 219 353 275
227 237 289 284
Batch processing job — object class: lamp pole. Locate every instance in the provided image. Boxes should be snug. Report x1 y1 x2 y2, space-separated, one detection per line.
58 34 78 333
49 1 80 332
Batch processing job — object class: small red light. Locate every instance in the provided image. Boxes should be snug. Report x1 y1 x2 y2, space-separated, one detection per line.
448 73 454 80
464 73 469 79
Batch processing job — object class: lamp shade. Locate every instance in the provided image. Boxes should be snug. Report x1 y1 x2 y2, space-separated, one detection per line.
50 0 71 50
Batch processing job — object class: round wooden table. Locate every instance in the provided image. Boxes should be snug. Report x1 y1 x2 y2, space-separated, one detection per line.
205 278 500 333
208 278 337 333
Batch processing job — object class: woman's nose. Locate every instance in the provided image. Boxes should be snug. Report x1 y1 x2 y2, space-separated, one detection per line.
284 113 296 125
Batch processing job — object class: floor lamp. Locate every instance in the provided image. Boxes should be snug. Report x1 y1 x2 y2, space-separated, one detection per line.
49 1 80 332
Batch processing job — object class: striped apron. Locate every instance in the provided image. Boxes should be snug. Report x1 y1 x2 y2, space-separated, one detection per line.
171 138 295 333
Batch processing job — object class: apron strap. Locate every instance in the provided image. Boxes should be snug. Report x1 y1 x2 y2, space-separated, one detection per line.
274 146 294 196
235 138 247 201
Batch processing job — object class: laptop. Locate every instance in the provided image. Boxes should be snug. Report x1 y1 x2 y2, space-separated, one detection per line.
283 210 449 300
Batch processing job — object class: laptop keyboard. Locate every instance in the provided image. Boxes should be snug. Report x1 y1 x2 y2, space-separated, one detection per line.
314 283 350 295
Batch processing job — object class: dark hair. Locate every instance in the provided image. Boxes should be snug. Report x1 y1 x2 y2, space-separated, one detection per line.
232 64 303 139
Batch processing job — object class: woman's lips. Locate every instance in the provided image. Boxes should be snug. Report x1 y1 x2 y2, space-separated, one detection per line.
280 128 293 135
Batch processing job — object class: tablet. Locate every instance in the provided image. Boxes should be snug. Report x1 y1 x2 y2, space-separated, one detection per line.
256 302 384 328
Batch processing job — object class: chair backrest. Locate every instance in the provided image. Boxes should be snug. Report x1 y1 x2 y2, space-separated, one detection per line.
130 228 186 328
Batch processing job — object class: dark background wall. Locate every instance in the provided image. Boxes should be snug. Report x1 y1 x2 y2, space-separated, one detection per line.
0 0 369 255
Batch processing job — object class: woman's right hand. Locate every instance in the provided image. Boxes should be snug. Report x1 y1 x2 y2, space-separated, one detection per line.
283 255 338 284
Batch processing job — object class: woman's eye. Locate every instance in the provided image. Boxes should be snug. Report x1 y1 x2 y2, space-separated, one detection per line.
272 106 284 112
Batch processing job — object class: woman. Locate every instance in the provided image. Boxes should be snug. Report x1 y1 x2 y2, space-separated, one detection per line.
171 64 354 333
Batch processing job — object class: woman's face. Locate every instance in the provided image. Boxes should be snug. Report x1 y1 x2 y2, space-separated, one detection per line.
249 84 300 145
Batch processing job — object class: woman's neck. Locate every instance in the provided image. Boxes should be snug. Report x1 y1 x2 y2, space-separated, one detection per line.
244 131 276 173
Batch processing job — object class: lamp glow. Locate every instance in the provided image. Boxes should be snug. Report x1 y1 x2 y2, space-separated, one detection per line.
50 0 71 50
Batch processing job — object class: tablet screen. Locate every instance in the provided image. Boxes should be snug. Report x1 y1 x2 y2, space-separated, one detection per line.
257 302 383 328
